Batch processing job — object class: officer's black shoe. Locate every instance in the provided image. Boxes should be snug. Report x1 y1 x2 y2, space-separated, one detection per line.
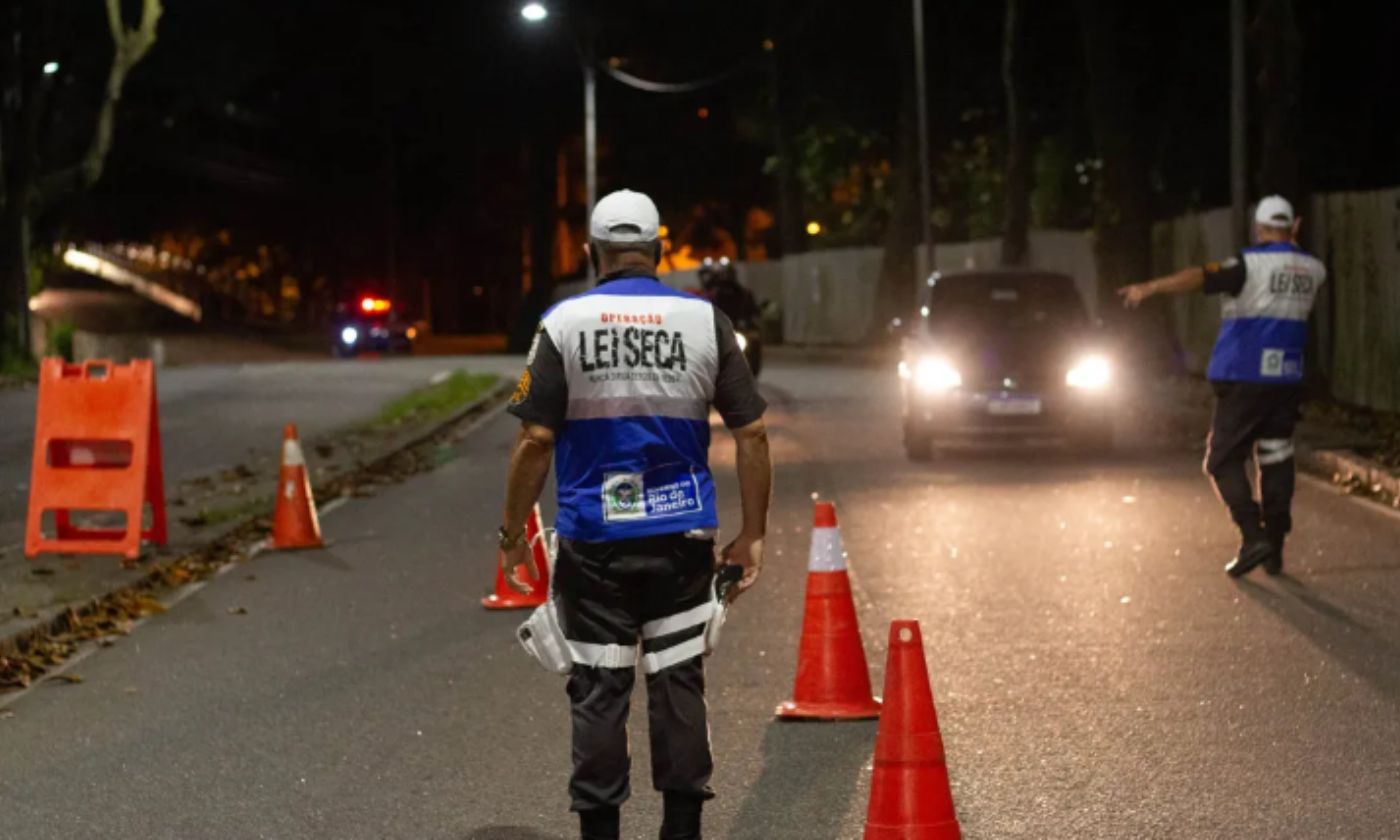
1262 528 1287 576
659 792 703 840
579 806 620 840
1225 539 1274 578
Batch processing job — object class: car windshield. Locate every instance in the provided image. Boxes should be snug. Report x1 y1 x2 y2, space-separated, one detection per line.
919 273 1087 334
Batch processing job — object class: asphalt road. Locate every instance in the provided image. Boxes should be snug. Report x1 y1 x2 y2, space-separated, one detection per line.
2 359 1398 839
0 355 522 550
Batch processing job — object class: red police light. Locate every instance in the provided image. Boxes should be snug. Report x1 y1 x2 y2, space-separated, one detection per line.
359 296 391 314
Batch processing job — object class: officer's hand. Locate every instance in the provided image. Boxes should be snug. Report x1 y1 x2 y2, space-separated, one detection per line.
720 533 764 601
1117 283 1151 309
499 542 536 595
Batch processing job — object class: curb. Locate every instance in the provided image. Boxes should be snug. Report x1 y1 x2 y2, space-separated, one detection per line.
0 378 513 686
1300 446 1400 506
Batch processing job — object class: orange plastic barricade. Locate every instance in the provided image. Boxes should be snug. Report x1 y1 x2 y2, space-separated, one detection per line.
24 358 167 565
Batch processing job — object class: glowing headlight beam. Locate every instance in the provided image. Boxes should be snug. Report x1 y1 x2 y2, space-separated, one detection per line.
1066 355 1111 389
914 357 962 393
340 326 359 346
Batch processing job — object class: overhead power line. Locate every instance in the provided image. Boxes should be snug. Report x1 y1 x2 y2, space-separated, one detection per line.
597 52 766 94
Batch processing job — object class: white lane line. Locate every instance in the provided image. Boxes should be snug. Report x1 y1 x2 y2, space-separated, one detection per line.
318 495 350 518
1300 472 1400 525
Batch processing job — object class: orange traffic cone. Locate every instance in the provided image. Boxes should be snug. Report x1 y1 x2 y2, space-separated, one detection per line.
863 620 962 840
776 500 881 719
271 423 323 550
481 504 551 610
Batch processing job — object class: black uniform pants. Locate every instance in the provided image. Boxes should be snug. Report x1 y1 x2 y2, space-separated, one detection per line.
1204 382 1303 545
554 532 717 814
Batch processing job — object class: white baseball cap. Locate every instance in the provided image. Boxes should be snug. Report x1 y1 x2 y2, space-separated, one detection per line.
590 189 661 243
1254 195 1295 229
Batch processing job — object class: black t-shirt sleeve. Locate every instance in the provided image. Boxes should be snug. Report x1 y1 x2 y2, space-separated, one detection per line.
712 310 767 429
1202 253 1247 296
506 326 568 431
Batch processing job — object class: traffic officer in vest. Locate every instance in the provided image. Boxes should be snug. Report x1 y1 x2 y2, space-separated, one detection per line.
498 188 772 840
1119 195 1326 577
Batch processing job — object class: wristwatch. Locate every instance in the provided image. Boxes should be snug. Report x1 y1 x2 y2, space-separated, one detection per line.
497 525 526 551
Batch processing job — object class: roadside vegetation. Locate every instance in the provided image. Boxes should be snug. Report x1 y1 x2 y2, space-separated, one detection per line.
370 371 499 429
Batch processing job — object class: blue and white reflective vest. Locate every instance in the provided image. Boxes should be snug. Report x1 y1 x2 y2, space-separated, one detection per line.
1207 242 1327 384
542 278 721 541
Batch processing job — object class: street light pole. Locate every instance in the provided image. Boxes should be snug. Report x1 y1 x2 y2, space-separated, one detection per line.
1230 0 1247 250
522 3 598 273
583 33 598 226
912 0 934 280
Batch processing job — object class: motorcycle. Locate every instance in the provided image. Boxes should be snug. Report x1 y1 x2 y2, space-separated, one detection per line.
697 257 764 378
733 317 763 378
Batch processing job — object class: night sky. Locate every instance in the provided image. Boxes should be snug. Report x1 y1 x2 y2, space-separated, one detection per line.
53 0 1400 332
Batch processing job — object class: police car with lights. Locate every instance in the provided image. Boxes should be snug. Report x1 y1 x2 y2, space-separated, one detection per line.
332 294 416 357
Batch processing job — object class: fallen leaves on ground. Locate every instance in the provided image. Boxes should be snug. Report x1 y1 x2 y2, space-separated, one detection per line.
50 674 83 685
222 464 256 482
227 606 248 616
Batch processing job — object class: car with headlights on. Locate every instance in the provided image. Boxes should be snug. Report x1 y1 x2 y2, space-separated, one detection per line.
896 269 1115 459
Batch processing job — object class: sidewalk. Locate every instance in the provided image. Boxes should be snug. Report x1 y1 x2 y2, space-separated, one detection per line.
1 366 512 688
1145 375 1400 508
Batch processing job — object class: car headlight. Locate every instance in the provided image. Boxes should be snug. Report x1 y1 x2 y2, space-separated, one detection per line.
735 332 748 352
1066 354 1111 389
904 356 961 393
340 326 359 346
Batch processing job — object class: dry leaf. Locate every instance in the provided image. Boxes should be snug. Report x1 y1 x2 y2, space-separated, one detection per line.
227 606 248 616
51 674 83 685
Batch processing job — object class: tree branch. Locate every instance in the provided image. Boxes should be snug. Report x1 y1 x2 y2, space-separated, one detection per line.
34 0 162 212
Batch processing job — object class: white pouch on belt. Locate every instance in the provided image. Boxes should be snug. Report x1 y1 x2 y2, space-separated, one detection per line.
517 597 572 675
703 595 727 655
704 564 744 655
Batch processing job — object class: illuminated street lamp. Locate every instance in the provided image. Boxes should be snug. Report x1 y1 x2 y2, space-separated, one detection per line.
42 61 60 75
520 3 597 233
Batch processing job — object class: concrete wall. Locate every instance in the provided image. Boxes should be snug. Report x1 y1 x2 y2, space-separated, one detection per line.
71 331 167 366
552 230 1099 347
